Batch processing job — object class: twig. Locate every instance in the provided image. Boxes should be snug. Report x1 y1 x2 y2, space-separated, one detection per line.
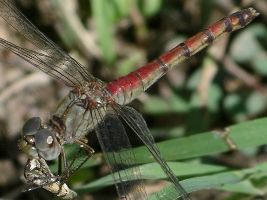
0 72 51 105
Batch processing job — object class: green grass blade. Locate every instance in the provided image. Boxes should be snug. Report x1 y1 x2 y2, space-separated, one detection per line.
75 161 227 192
148 161 267 199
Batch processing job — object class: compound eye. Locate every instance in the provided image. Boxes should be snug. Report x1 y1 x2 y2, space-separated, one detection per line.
22 117 41 136
34 129 61 160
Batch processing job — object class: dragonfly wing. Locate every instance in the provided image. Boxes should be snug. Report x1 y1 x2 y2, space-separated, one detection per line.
93 107 148 200
115 105 190 200
0 0 98 87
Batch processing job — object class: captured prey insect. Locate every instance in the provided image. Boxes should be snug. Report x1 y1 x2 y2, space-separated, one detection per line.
0 1 258 199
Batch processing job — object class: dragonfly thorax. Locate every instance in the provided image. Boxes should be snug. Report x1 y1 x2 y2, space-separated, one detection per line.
74 81 111 110
48 83 110 144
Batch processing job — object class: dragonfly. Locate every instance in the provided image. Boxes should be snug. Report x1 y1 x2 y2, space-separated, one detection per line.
0 1 258 199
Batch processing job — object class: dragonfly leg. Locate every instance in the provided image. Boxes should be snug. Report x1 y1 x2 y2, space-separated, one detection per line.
75 138 95 154
58 138 95 179
58 146 68 177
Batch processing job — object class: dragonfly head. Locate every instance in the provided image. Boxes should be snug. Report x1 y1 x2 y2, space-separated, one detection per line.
18 117 61 161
